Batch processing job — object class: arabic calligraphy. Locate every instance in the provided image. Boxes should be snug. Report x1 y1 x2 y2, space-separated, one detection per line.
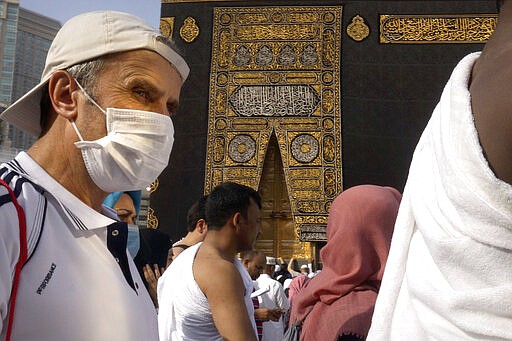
229 85 320 117
380 15 497 43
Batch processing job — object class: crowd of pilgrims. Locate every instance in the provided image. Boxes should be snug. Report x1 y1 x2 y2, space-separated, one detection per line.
112 184 400 340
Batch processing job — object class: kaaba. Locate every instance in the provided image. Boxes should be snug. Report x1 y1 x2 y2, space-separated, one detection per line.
151 0 497 260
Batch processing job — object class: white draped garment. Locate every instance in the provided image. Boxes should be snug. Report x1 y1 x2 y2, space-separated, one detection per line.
368 52 512 340
157 242 256 341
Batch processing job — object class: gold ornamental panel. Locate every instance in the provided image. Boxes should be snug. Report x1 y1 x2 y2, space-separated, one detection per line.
180 16 200 43
285 131 322 167
149 178 159 193
147 207 159 229
232 72 266 85
231 118 270 130
289 168 321 178
147 179 160 228
225 131 262 167
277 118 319 130
347 15 370 42
205 6 343 242
159 17 175 38
380 14 498 44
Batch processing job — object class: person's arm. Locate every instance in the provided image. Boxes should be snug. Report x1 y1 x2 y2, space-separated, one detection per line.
307 257 314 273
165 248 173 268
471 85 512 184
195 258 257 341
254 307 282 322
274 282 290 311
469 31 512 185
287 257 300 277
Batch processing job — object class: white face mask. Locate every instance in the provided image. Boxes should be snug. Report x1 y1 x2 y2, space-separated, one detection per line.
72 79 174 192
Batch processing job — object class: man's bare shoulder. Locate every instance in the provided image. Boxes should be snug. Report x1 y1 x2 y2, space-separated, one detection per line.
193 245 244 298
192 246 257 340
470 44 512 184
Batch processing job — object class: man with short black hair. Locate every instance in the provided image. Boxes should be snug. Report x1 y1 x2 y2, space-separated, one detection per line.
167 195 208 263
158 182 262 341
0 10 188 340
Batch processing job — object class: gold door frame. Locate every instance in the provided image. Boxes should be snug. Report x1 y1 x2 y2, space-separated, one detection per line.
205 6 343 242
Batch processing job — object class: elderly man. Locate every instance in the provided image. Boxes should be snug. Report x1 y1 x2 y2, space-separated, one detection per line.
256 256 290 341
0 11 188 340
368 1 512 339
158 182 261 341
242 252 286 341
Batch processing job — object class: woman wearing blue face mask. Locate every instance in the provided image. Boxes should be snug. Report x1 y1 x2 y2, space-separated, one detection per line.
103 191 171 309
103 191 142 257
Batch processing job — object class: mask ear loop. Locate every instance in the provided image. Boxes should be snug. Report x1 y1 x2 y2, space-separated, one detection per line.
71 78 107 142
74 78 106 114
70 120 84 141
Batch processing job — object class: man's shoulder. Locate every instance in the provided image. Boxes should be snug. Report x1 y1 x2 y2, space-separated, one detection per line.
1 162 46 210
0 162 47 259
162 242 199 274
195 252 237 275
0 179 25 238
194 249 243 296
268 277 282 288
257 274 279 285
1 160 46 198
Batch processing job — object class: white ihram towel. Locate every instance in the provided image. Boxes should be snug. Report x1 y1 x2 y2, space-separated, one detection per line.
367 52 512 340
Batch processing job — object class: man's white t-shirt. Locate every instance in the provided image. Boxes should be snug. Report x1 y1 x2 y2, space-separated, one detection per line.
0 153 158 340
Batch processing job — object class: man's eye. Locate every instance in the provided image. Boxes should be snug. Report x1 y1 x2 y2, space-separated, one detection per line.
134 89 150 100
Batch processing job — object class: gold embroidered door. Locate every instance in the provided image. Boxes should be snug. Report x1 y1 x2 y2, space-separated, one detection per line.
204 6 343 244
256 135 311 258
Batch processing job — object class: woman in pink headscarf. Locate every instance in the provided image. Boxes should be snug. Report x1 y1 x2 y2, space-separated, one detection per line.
287 275 309 304
289 185 401 341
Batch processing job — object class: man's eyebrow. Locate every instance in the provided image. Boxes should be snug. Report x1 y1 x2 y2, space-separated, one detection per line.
130 78 160 95
115 208 134 214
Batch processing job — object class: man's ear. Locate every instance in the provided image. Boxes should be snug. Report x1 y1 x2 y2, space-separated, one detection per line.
196 219 207 234
232 212 242 231
48 70 79 121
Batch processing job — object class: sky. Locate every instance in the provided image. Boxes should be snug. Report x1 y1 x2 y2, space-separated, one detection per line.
19 0 162 28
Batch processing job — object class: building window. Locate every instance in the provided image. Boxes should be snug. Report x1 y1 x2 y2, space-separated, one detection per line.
6 4 18 20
